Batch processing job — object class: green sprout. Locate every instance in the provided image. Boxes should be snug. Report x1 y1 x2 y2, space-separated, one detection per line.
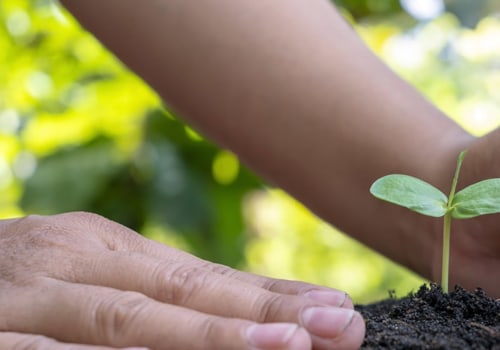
370 151 500 293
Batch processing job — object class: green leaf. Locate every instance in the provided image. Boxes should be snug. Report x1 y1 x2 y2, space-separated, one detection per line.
370 174 448 217
451 179 500 218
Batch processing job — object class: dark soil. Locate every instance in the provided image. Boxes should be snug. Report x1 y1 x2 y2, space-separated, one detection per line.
355 284 500 350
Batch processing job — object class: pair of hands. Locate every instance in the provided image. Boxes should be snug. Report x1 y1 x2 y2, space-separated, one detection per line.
0 212 365 350
3 138 500 350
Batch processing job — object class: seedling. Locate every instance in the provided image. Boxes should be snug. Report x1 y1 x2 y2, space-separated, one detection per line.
370 151 500 293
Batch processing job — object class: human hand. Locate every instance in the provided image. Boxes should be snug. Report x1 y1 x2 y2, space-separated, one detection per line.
0 212 365 349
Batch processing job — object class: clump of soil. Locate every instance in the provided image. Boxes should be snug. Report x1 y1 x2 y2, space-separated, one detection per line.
356 284 500 350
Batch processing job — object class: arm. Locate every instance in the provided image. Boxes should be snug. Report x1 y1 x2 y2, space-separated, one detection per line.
61 0 474 282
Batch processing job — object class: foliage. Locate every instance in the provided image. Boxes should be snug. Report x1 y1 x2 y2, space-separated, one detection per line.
1 0 499 302
371 151 500 292
372 155 500 220
371 174 449 217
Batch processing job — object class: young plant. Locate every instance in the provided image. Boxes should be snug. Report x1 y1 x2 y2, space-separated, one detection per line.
370 151 500 293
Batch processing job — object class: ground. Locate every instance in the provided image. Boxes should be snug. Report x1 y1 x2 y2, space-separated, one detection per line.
356 284 500 350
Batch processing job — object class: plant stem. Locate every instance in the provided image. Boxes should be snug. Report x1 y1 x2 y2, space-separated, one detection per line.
442 150 466 293
441 212 451 293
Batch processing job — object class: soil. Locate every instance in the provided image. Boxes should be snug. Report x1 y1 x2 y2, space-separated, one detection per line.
355 284 500 350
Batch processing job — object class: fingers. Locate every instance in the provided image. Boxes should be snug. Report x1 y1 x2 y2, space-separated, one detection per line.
0 332 146 350
70 251 365 350
23 212 352 307
102 221 354 305
5 278 312 350
67 211 355 309
291 306 365 349
73 250 346 311
133 238 354 309
0 213 364 349
204 265 356 309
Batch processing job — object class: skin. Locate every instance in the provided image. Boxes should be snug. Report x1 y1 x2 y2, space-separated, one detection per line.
0 212 363 349
1 0 499 348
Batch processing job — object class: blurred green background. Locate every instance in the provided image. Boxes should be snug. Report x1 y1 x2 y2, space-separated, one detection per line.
1 0 499 303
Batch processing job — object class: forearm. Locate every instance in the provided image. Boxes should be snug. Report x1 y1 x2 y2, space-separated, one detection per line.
61 0 474 279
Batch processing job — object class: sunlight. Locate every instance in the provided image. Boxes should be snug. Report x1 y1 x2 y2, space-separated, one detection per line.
400 0 444 21
212 150 239 185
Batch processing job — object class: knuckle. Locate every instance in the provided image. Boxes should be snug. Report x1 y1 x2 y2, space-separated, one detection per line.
94 291 150 342
62 211 109 236
196 316 236 349
194 317 245 350
261 278 283 292
204 262 238 278
66 211 139 250
254 293 286 323
196 317 219 346
163 264 209 305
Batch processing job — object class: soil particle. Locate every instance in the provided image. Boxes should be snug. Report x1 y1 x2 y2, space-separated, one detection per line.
356 284 500 349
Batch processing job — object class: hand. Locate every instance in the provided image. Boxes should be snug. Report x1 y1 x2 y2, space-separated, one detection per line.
0 212 365 349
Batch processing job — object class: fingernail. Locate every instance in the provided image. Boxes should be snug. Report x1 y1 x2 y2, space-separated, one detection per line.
301 307 355 339
246 323 311 350
304 290 347 307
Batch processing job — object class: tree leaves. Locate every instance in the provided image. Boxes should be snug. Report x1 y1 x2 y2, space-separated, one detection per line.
370 174 448 217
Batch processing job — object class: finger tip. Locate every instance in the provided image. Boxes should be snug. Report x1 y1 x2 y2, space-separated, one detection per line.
308 310 366 350
342 294 355 309
304 289 352 308
338 311 366 349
